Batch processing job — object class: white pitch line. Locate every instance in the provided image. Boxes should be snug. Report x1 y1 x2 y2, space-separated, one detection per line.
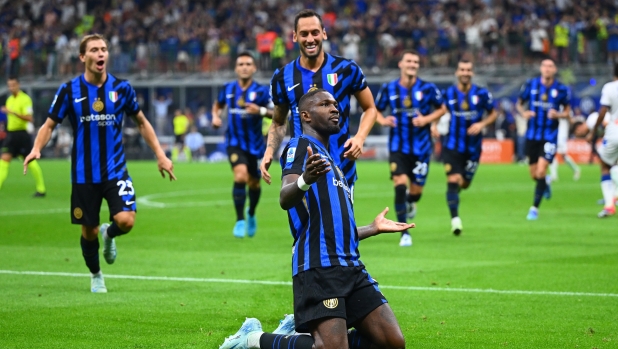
1 270 617 298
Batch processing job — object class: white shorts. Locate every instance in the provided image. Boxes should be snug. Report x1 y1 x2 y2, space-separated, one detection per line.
597 138 618 165
557 120 569 153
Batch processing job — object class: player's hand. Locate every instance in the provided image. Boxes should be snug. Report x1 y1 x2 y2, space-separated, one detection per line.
412 115 430 127
547 109 559 119
23 150 41 174
372 207 415 233
245 103 260 115
431 124 440 138
522 110 536 119
0 106 8 114
467 122 484 135
157 156 176 181
303 146 330 184
379 116 397 127
260 149 274 185
343 136 364 160
212 116 222 129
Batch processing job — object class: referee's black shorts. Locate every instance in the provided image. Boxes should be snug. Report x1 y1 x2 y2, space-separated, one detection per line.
0 130 32 158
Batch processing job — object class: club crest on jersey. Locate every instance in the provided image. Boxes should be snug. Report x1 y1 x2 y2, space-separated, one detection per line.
307 84 319 92
415 91 423 101
471 95 479 105
403 96 412 108
248 92 257 101
92 98 104 112
237 96 246 107
326 73 338 86
461 100 469 111
541 93 548 101
551 89 558 98
109 91 118 103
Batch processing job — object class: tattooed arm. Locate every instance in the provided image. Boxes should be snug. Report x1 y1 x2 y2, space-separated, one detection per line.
260 103 289 184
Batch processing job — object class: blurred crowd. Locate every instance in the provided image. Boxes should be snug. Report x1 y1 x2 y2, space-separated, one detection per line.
2 0 618 78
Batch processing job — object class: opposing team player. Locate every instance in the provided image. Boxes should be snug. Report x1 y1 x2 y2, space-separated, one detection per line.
516 58 571 220
441 59 496 235
549 116 581 181
260 9 377 193
24 34 175 293
220 89 412 349
0 76 46 196
375 50 446 246
212 52 273 238
592 64 618 217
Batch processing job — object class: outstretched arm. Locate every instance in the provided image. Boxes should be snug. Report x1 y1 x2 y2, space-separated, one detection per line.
357 207 415 240
131 111 176 181
23 118 57 173
261 104 289 184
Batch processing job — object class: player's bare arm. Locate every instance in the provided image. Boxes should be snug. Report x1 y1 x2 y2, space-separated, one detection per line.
130 110 176 181
23 118 58 174
357 207 415 240
279 146 330 210
344 87 377 160
261 103 289 184
211 102 224 128
516 98 535 119
374 111 397 128
548 105 571 119
468 109 498 135
245 103 274 119
412 104 447 127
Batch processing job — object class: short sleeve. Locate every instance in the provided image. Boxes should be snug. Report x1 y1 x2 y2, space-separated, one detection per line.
280 138 309 177
258 85 272 107
429 84 444 108
600 84 611 107
123 83 141 115
375 83 389 111
23 95 33 115
270 69 288 106
217 85 227 105
560 85 571 107
349 61 368 93
483 89 494 113
48 83 69 123
519 80 531 102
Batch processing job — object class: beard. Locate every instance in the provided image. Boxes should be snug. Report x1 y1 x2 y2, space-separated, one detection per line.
300 42 323 59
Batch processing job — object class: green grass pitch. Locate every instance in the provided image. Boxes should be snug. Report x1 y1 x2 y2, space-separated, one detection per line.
0 159 617 348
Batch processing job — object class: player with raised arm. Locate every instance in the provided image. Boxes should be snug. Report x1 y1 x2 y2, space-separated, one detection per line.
441 59 497 235
374 50 446 246
516 58 571 220
220 89 412 349
0 76 46 196
260 9 377 194
592 63 618 217
23 34 175 293
212 52 273 238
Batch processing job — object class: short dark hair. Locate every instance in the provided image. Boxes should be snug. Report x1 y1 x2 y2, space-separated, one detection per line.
400 49 420 60
294 9 324 32
571 120 584 135
236 51 255 63
298 88 328 117
541 57 556 66
7 75 18 82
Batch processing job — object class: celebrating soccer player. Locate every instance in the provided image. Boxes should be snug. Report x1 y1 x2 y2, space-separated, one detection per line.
441 59 497 235
374 50 446 246
212 52 273 238
516 58 571 220
0 76 46 197
260 9 377 195
592 63 618 217
220 89 412 349
23 34 175 293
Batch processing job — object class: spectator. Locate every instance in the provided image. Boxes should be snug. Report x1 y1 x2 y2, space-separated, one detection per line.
342 29 361 61
184 125 206 161
152 94 173 136
529 21 549 61
554 17 570 64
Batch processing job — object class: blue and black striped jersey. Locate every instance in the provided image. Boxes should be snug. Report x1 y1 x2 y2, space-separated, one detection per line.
217 80 271 156
280 134 363 276
442 84 494 154
48 74 140 184
519 77 571 143
270 53 368 185
375 78 444 156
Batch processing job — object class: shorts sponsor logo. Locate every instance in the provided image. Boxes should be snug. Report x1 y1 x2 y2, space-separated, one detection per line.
444 163 452 173
73 207 83 219
323 298 338 309
230 153 239 163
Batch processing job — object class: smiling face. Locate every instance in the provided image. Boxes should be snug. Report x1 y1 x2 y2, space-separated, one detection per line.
399 52 419 78
456 61 474 86
294 16 327 59
300 91 340 135
80 38 108 75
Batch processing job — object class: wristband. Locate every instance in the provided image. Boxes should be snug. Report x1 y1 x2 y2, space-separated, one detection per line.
260 107 267 116
296 175 311 191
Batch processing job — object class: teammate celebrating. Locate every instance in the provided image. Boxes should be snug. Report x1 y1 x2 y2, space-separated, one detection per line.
220 89 411 349
375 50 446 246
212 52 273 238
516 58 571 220
0 77 46 196
592 64 618 217
24 34 175 293
261 9 377 192
441 59 496 235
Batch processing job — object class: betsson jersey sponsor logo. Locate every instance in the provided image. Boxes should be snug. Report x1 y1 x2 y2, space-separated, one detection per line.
332 177 352 199
80 114 117 122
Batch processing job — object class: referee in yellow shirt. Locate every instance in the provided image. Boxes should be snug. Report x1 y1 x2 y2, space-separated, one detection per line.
171 109 191 161
0 77 46 196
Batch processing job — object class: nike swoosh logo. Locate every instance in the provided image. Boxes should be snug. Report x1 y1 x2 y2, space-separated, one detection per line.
389 95 399 100
125 200 135 205
288 83 300 91
74 97 87 103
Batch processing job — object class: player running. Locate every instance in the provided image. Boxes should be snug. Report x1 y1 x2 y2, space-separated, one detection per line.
260 9 377 194
212 52 273 238
549 116 581 181
375 50 446 246
0 76 46 196
441 59 497 235
220 89 412 349
592 64 618 217
24 34 175 293
516 58 571 220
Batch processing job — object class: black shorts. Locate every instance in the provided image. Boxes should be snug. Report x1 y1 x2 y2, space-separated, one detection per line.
442 148 481 183
175 134 184 145
227 146 261 179
292 266 387 333
525 140 557 165
0 130 32 158
71 172 137 226
389 152 430 186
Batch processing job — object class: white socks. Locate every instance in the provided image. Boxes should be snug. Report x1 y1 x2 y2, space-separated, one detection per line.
601 178 616 208
247 331 264 348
